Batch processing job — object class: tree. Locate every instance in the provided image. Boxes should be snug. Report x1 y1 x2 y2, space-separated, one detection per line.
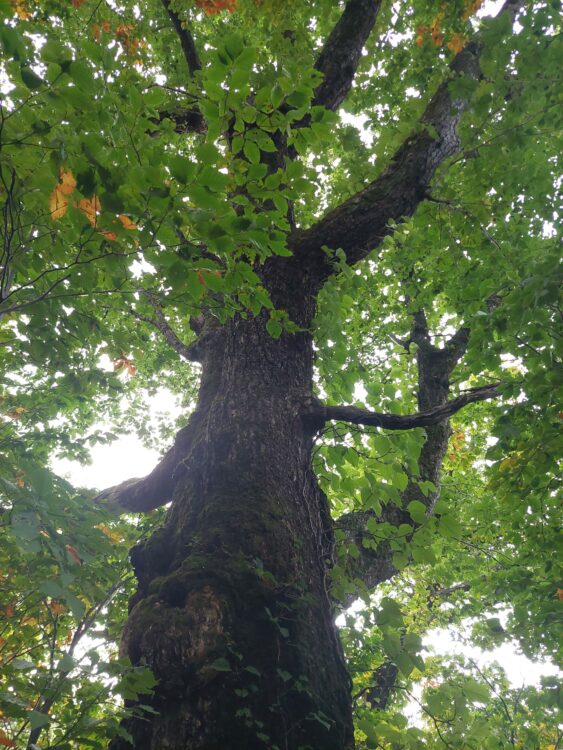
0 0 561 748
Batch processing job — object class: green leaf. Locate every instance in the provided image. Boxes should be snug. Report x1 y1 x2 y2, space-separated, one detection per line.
377 598 403 627
462 679 490 703
243 141 260 165
189 186 223 210
20 67 43 89
41 40 72 64
27 710 51 730
287 89 309 108
69 60 94 91
57 653 76 672
270 83 284 109
266 319 282 339
210 657 231 672
169 156 195 184
407 500 427 524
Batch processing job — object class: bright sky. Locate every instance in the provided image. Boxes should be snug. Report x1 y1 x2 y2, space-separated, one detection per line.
51 387 178 489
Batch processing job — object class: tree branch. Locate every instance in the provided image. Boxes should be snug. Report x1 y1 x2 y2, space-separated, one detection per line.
157 0 206 134
330 313 500 607
292 0 525 274
153 106 206 135
130 294 194 361
312 383 499 430
93 423 193 513
313 0 383 111
160 0 202 77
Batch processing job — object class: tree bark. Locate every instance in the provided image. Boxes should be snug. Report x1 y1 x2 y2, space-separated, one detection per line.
110 265 354 749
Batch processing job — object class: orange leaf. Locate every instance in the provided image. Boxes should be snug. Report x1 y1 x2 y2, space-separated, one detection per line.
118 214 138 230
57 168 76 196
4 604 14 618
447 33 466 54
195 0 236 15
557 588 563 601
113 356 136 376
50 600 65 615
66 545 82 565
71 0 87 6
462 0 484 20
50 188 69 220
6 406 26 420
99 230 117 241
196 270 206 286
76 195 101 226
0 731 16 748
115 23 134 39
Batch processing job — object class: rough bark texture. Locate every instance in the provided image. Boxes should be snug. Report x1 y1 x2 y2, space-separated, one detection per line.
110 263 354 749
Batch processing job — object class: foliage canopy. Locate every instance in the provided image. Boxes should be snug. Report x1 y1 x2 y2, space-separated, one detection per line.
0 0 561 747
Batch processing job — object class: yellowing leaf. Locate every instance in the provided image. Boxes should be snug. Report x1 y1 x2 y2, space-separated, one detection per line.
76 195 101 226
0 730 16 748
65 544 82 565
57 169 76 196
99 230 117 241
11 0 31 20
447 33 466 54
96 523 125 543
50 188 69 220
118 214 138 230
6 406 26 420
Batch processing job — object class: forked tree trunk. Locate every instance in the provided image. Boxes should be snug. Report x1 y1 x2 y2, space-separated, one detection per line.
110 264 354 749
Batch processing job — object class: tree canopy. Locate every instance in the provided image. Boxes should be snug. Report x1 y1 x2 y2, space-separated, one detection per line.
0 0 561 747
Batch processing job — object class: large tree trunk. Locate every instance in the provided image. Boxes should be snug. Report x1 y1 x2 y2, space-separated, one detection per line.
104 3 523 743
110 263 354 750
